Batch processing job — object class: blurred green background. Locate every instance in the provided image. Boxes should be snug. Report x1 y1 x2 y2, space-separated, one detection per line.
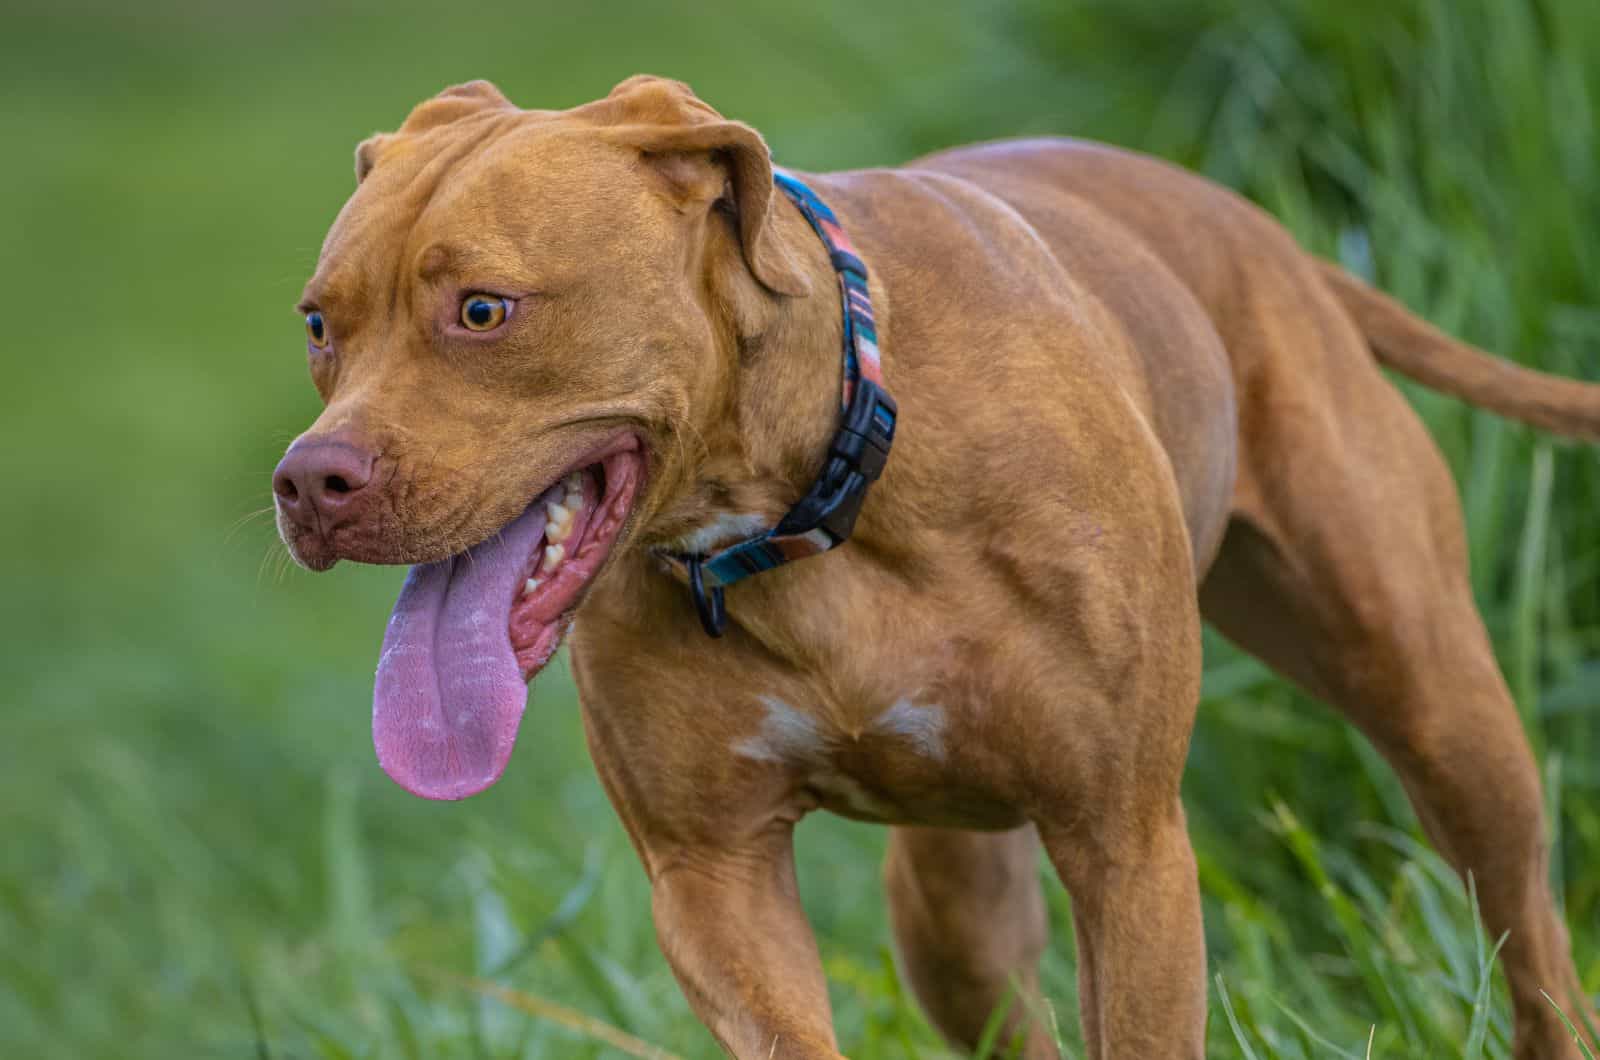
2 1 1597 1057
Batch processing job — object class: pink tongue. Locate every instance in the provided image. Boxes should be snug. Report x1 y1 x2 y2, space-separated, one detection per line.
372 490 554 800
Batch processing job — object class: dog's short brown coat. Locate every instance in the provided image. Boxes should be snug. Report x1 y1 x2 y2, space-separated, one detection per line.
280 77 1600 1057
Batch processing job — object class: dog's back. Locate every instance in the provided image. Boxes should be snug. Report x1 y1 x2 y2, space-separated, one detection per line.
917 137 1600 442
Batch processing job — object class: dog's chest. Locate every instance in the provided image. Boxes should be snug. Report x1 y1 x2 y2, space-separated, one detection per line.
730 692 1022 829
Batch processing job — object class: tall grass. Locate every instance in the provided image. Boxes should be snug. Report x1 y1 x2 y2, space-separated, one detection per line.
0 1 1594 1057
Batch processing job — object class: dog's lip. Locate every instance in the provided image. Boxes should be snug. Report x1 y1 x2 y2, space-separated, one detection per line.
507 433 647 677
393 428 647 568
494 429 644 551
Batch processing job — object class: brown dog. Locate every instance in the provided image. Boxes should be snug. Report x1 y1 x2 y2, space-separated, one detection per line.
273 76 1600 1058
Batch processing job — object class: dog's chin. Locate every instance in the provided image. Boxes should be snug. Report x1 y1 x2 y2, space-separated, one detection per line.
277 518 341 572
369 433 647 801
276 514 427 572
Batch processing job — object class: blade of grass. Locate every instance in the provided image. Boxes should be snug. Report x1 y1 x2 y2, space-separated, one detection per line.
1216 973 1264 1060
421 967 685 1060
1542 990 1600 1060
971 984 1016 1060
1269 996 1365 1060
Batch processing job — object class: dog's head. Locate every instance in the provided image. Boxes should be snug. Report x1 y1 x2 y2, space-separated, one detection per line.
273 76 811 799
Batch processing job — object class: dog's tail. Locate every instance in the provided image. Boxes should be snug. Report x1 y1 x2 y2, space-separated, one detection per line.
1319 260 1600 441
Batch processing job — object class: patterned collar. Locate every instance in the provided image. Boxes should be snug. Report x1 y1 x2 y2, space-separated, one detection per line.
659 168 899 636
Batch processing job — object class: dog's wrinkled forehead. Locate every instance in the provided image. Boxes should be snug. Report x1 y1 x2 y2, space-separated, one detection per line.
350 75 724 192
310 75 806 308
306 80 673 311
354 81 510 182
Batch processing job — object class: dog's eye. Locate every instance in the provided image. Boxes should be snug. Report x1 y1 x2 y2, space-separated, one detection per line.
305 311 330 349
460 294 510 332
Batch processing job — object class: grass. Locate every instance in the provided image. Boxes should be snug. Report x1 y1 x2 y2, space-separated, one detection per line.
0 0 1596 1056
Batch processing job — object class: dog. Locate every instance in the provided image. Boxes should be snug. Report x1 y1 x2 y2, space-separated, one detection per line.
273 76 1600 1058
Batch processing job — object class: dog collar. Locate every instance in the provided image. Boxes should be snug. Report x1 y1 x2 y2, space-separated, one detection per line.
661 169 898 637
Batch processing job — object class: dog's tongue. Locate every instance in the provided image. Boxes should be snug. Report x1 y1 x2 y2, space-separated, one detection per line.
372 495 551 800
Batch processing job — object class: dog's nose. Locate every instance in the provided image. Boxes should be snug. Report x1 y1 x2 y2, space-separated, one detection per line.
273 437 377 530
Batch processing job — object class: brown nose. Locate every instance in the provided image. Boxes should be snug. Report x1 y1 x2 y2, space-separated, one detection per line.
273 437 377 532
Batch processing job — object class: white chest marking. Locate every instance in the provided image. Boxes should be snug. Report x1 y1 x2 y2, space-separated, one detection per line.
734 696 826 763
671 513 772 556
733 695 948 765
873 698 948 761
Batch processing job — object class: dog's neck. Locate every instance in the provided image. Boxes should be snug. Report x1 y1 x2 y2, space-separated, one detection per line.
649 184 882 558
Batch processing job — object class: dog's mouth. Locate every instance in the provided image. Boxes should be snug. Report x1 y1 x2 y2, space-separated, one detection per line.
372 434 645 801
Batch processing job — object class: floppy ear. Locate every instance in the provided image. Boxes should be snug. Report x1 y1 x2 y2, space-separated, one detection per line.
355 81 515 185
399 80 514 133
354 133 392 184
592 76 810 298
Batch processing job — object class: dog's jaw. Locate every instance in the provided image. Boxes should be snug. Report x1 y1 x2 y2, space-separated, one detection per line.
508 439 646 678
371 433 645 801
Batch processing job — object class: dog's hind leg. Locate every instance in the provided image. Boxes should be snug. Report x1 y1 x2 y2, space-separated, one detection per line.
1198 300 1593 1057
884 825 1060 1058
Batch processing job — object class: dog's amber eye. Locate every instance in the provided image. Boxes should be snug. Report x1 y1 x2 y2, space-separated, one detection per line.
305 311 329 349
460 294 509 332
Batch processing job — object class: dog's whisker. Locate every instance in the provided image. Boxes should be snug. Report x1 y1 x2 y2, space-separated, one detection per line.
256 540 287 591
223 507 277 545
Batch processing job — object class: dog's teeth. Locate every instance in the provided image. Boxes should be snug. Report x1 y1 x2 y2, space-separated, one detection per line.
564 472 584 494
522 578 541 597
541 543 565 572
545 501 572 542
546 501 576 544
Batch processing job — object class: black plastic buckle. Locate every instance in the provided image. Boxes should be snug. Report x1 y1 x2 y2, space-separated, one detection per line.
775 378 898 544
679 379 894 639
686 556 726 638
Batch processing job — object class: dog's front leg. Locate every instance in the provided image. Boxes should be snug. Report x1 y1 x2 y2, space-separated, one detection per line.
649 827 844 1059
574 633 845 1059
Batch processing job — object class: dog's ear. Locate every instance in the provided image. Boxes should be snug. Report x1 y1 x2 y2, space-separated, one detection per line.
399 80 515 134
354 133 391 184
590 76 810 298
355 81 515 185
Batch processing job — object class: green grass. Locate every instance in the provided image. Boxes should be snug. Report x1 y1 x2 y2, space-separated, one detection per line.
1 1 1596 1056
